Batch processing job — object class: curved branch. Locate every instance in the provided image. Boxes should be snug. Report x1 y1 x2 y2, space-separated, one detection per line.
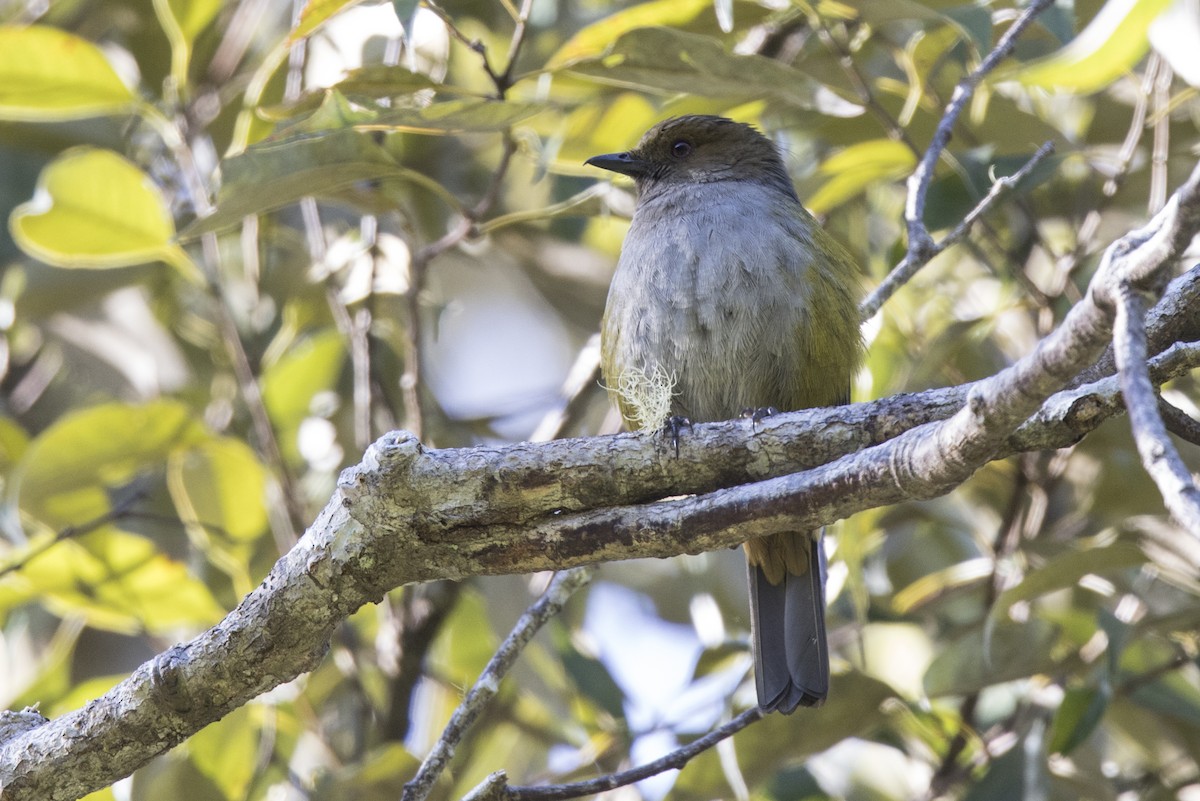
2 162 1199 801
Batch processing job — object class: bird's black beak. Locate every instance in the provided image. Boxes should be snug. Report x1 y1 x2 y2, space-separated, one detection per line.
585 151 647 178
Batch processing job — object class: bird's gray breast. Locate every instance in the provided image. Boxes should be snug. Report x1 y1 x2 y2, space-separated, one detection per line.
602 182 814 422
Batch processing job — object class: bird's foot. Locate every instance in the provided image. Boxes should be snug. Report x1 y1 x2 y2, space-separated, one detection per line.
741 406 779 432
660 415 692 457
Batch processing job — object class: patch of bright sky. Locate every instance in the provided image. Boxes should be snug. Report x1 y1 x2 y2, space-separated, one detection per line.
580 581 750 799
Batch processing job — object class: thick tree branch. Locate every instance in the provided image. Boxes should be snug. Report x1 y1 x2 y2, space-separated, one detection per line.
3 160 1198 801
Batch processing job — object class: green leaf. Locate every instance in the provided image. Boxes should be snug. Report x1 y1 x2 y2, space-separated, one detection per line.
315 742 420 800
962 734 1049 801
17 529 226 633
673 672 895 796
0 417 29 474
808 139 917 213
364 97 546 133
547 0 716 68
13 400 207 528
262 328 347 437
9 148 197 279
181 129 450 237
1 402 226 631
261 66 444 120
168 437 269 543
153 0 223 84
289 0 360 43
560 27 852 113
691 641 747 680
435 588 499 688
0 26 136 121
987 540 1147 629
924 619 1063 696
1015 0 1173 91
1048 685 1110 755
555 624 626 720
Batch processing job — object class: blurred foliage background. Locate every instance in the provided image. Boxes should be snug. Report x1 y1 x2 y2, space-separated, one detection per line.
1 0 1200 799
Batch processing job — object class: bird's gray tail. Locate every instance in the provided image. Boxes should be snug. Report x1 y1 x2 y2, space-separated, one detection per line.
748 532 828 713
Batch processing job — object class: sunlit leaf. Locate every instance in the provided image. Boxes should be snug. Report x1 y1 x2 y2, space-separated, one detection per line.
189 706 261 799
154 0 223 83
315 742 419 799
289 0 359 43
1014 0 1173 91
560 27 856 114
9 148 196 279
13 400 207 527
0 417 30 473
0 26 136 121
168 437 269 543
808 139 917 213
363 97 546 133
547 0 717 68
18 529 225 633
262 328 347 435
182 130 452 237
167 0 222 43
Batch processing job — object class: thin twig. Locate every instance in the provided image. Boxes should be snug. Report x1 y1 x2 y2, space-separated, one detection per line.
1157 396 1200 447
1113 281 1200 533
0 489 148 579
504 707 765 801
904 0 1054 265
862 141 1055 318
401 568 593 801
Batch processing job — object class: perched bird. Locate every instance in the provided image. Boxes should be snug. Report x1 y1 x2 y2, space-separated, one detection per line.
587 115 863 713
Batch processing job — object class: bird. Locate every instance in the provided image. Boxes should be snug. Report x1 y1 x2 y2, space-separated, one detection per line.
586 115 863 713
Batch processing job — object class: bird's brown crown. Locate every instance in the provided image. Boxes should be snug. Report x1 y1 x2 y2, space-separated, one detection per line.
613 115 797 199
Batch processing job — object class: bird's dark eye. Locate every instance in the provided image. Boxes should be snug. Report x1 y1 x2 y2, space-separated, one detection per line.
671 140 692 159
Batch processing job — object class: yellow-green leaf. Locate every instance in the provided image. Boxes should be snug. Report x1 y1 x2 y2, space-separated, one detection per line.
547 0 716 67
189 706 261 798
12 400 207 529
0 25 136 121
807 139 917 213
289 0 359 44
1014 0 1172 92
169 437 269 543
0 417 30 474
262 328 347 431
18 530 226 633
9 148 195 278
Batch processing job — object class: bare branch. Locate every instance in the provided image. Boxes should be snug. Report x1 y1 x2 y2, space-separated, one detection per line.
862 141 1056 319
402 568 592 801
503 707 764 801
1114 281 1200 532
902 0 1055 277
